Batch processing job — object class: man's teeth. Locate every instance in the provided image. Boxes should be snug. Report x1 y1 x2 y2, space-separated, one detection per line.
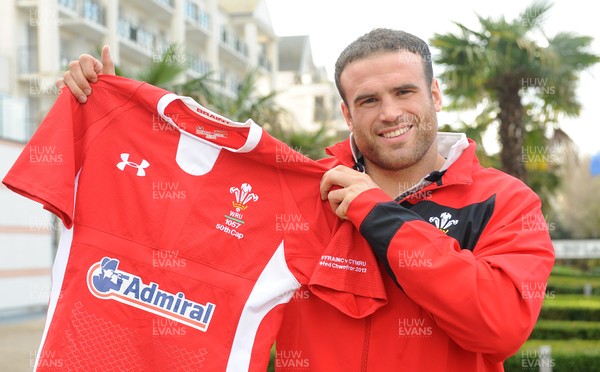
382 126 410 138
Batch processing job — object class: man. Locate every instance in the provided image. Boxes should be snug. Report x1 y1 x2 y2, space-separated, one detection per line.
57 29 554 371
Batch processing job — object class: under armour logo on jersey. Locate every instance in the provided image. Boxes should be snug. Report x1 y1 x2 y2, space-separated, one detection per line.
116 153 150 176
429 212 458 233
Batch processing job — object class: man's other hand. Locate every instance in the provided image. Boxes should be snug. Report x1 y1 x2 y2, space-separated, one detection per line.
55 45 115 103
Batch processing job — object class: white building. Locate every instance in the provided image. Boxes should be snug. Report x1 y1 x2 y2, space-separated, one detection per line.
0 139 56 317
276 35 346 136
2 0 279 138
0 0 345 317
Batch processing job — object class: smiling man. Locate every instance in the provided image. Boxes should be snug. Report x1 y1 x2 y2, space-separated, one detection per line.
342 50 443 175
322 46 446 210
56 28 554 371
285 29 555 372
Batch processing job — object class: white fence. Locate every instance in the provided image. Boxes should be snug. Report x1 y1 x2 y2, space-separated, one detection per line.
553 240 600 259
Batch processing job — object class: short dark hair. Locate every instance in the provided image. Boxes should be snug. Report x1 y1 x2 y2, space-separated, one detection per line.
334 28 433 105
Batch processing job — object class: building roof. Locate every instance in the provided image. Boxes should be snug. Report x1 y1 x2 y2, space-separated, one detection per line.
219 0 275 37
278 35 314 72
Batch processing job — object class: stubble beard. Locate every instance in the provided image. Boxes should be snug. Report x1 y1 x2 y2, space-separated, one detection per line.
354 105 438 172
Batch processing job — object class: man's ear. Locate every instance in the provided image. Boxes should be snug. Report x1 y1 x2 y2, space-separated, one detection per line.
431 79 442 112
341 101 353 132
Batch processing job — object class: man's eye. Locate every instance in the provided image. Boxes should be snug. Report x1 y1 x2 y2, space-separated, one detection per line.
361 98 377 105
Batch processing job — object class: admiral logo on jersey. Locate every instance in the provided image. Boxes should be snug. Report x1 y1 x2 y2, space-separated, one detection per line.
87 257 216 332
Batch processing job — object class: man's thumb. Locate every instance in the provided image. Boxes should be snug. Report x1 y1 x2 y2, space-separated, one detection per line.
101 45 116 75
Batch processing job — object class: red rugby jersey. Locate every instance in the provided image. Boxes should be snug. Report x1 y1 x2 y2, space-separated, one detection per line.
3 75 386 371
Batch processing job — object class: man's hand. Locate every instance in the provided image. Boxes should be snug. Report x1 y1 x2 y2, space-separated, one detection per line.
55 45 115 103
320 165 380 220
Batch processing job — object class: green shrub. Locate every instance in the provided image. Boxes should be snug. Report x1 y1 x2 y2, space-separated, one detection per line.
505 353 600 371
553 260 600 275
551 265 588 277
539 294 600 321
529 320 600 340
546 285 600 296
268 344 275 372
504 340 600 372
547 275 600 296
540 306 600 321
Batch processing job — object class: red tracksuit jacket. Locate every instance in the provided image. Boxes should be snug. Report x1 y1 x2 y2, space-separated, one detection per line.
275 135 555 371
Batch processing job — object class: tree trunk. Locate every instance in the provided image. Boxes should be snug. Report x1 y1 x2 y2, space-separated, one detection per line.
497 86 527 182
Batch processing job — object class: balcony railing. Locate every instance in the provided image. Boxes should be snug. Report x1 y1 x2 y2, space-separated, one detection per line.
188 54 211 76
18 45 38 75
156 0 174 8
58 0 76 11
58 0 106 26
217 71 241 97
258 52 271 71
118 18 167 53
185 0 211 31
219 27 248 57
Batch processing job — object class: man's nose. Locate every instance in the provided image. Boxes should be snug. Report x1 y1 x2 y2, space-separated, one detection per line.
378 97 402 123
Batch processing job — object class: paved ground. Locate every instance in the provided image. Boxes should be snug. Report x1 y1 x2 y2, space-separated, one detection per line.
0 313 45 372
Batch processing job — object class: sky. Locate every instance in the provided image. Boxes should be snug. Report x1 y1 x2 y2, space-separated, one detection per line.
264 0 599 157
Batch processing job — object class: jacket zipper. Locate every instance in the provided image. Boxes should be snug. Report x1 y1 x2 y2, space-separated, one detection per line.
360 315 372 371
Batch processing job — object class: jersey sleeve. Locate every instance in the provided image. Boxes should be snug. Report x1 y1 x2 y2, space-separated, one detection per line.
2 76 148 228
307 219 387 318
3 90 81 228
275 151 387 318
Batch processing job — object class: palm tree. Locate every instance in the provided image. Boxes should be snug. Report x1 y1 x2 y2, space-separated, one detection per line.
430 1 599 182
554 155 600 238
111 44 189 88
277 123 339 160
439 104 501 170
112 47 281 128
199 68 283 127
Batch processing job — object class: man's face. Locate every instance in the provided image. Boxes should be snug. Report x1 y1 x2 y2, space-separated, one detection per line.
340 51 442 172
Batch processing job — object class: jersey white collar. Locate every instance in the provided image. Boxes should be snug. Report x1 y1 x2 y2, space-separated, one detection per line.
157 93 263 176
156 93 262 153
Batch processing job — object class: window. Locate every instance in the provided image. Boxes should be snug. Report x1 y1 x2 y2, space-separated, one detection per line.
0 93 28 142
313 96 327 122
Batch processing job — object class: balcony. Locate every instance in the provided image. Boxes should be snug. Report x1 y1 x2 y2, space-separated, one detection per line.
218 27 248 68
187 54 211 77
58 0 107 40
215 70 241 98
219 27 248 57
185 0 211 43
117 18 172 66
15 0 37 9
157 0 175 7
117 18 152 62
258 52 271 72
126 0 175 22
18 46 38 75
